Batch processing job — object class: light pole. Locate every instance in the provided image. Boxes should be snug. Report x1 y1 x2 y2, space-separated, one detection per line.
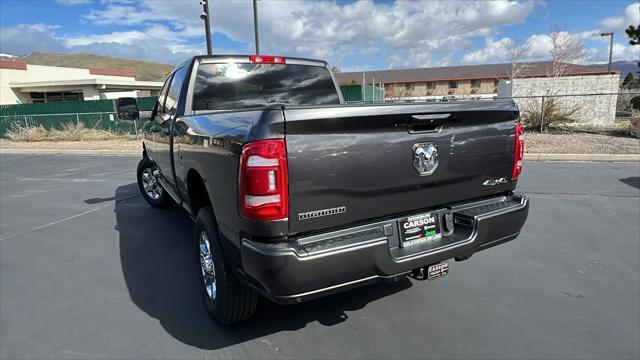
600 32 614 74
200 0 213 55
253 0 260 54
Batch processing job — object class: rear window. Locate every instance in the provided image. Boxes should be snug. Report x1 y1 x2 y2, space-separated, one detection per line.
192 63 340 111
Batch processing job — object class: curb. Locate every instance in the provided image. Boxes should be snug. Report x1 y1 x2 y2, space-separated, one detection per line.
524 153 640 162
1 149 638 162
0 149 139 156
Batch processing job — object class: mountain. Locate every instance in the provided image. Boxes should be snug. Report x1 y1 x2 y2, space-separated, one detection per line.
18 52 174 81
588 60 639 79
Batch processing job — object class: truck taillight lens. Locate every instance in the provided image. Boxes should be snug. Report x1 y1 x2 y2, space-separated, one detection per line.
239 139 288 221
512 121 524 180
249 55 286 64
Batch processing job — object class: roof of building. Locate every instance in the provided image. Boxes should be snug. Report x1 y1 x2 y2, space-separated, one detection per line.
0 59 138 79
0 59 27 70
335 61 619 84
8 79 163 92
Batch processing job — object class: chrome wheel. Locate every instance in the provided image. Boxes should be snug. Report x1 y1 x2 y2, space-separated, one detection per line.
199 231 216 299
141 167 162 200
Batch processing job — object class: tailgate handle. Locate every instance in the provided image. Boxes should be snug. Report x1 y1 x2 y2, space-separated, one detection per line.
408 113 451 132
410 113 451 124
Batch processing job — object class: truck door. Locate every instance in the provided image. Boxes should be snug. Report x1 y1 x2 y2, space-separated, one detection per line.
155 66 186 188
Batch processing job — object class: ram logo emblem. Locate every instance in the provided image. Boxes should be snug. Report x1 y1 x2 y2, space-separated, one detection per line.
413 143 438 176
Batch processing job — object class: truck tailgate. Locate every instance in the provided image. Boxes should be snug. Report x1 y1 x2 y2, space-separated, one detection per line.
284 100 519 235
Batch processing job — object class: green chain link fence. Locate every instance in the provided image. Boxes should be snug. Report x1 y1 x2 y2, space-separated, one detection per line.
0 97 158 137
0 86 364 137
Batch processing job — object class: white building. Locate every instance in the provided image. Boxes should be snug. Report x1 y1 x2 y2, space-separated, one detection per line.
0 59 163 105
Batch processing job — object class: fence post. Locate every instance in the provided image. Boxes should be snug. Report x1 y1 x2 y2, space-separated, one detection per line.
539 96 545 133
23 116 30 142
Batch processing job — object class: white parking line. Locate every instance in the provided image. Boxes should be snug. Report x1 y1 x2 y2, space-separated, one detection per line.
0 194 138 243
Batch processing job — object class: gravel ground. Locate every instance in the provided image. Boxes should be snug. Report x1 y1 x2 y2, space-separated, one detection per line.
524 132 639 154
0 133 638 154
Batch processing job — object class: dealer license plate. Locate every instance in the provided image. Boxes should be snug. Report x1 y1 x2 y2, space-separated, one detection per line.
427 261 449 280
399 212 442 247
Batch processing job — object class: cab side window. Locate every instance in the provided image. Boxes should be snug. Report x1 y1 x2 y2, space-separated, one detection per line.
164 66 187 114
156 73 174 116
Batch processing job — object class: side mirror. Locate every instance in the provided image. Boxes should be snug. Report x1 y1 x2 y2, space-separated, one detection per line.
116 97 139 120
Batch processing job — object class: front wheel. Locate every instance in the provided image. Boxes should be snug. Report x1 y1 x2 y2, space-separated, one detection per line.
136 157 174 208
195 206 257 325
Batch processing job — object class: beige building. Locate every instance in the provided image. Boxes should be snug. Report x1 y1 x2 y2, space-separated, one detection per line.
336 61 619 102
0 59 163 105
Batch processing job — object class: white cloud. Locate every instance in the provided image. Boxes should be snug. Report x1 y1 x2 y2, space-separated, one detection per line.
458 2 639 68
78 0 539 67
0 23 202 64
598 3 639 32
587 3 640 63
0 24 66 55
7 0 637 70
526 34 553 59
588 41 640 63
63 31 148 46
83 5 156 26
460 37 510 64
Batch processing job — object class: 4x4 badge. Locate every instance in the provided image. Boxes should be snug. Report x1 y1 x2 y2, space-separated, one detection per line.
482 177 509 186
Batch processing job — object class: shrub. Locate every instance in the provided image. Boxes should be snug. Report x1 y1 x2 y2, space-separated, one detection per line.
49 122 119 141
4 122 130 141
5 124 48 141
49 122 90 141
519 97 579 132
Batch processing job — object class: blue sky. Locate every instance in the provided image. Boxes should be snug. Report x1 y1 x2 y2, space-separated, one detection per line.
0 0 638 70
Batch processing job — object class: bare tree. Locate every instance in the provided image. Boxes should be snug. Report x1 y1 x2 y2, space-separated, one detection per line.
547 25 586 78
518 25 586 131
503 38 533 80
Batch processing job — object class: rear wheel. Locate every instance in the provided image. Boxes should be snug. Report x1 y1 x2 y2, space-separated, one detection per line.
136 157 174 208
195 206 257 325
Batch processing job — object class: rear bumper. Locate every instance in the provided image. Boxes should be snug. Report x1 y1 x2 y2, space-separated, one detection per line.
241 193 529 304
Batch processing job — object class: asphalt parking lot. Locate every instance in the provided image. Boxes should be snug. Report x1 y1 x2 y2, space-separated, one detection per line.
0 154 638 359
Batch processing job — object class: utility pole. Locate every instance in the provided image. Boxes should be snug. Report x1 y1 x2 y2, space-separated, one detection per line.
600 32 614 74
200 0 213 55
253 0 260 54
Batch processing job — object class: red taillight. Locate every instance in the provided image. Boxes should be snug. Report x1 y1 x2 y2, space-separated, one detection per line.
239 139 288 221
512 121 524 180
249 55 286 64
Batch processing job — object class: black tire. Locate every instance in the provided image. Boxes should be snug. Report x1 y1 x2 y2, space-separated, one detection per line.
136 157 175 209
194 206 257 325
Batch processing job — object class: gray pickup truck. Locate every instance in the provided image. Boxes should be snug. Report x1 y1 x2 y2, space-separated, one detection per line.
117 54 529 325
